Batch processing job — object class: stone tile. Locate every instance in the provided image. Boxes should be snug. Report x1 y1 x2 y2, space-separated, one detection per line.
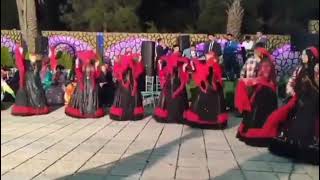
208 159 239 176
142 164 176 179
270 162 294 173
78 161 115 176
2 158 50 179
176 166 209 180
109 163 145 176
68 173 106 180
211 169 245 180
178 157 207 168
244 171 279 180
42 160 83 176
106 174 140 180
240 161 273 172
89 153 121 164
277 173 313 180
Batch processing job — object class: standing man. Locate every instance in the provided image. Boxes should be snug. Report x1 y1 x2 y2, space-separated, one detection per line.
156 38 169 61
223 33 239 80
182 44 197 59
205 34 222 57
255 31 268 48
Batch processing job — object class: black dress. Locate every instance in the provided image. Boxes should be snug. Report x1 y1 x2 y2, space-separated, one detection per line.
12 61 49 116
97 71 115 107
269 80 319 164
236 83 278 146
109 57 144 121
154 68 189 123
65 67 105 118
183 61 228 129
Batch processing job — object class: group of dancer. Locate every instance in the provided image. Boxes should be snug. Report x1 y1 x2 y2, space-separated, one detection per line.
8 43 319 165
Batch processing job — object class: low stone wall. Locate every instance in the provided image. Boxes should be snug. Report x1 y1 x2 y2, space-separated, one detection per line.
1 30 290 52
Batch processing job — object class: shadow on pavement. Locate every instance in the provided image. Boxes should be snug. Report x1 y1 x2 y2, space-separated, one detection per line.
55 130 202 180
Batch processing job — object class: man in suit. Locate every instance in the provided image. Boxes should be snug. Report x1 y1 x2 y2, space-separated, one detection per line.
223 33 239 80
156 38 169 61
205 34 222 57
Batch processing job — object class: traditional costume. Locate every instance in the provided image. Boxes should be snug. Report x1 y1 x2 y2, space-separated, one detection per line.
11 45 49 116
65 50 105 118
235 54 278 146
268 47 319 164
110 54 144 121
183 54 228 129
153 52 189 123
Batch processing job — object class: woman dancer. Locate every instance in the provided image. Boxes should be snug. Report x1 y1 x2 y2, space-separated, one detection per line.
12 45 49 116
110 54 144 121
268 47 319 164
235 55 278 146
183 53 228 129
65 50 105 118
153 52 189 123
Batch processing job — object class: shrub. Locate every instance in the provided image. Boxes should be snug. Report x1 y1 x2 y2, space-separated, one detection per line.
1 47 15 67
58 52 73 69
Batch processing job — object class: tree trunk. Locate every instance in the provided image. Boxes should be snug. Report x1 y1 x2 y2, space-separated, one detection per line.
16 0 40 54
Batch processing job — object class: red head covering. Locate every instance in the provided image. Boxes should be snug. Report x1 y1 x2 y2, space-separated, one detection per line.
76 50 98 65
255 47 274 62
308 46 319 60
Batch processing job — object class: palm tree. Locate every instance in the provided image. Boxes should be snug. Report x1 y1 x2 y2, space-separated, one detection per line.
16 0 41 54
226 0 244 39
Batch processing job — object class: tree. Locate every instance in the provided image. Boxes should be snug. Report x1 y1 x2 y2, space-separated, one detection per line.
1 0 19 29
226 0 244 38
60 0 142 32
16 0 41 54
196 0 228 33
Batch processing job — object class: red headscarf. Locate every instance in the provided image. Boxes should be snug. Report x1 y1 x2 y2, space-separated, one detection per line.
308 46 319 60
255 47 274 62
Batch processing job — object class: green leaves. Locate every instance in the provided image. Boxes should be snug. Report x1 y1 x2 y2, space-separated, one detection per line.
60 0 141 32
1 47 15 68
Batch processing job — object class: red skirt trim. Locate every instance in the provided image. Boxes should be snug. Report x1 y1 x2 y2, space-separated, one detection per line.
65 106 105 118
11 105 50 116
237 96 298 139
183 110 229 125
134 106 144 116
154 107 169 119
109 106 124 117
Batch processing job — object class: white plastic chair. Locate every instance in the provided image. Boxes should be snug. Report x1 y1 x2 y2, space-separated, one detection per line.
141 76 155 107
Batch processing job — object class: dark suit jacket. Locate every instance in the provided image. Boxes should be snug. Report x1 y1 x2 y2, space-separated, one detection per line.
204 41 222 56
156 45 169 60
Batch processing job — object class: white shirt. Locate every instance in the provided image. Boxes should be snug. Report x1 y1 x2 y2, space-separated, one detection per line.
242 41 254 50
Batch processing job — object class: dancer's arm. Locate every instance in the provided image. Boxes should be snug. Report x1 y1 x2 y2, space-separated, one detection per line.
286 66 301 96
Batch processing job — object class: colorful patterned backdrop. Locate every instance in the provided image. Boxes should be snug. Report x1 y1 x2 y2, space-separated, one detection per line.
1 30 294 79
309 20 319 34
1 30 290 55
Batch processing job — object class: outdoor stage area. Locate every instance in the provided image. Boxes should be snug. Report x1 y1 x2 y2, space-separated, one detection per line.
1 107 319 180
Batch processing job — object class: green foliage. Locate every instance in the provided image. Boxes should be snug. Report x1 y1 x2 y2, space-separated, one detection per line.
61 0 141 32
196 0 228 33
1 47 15 67
145 21 158 33
58 52 73 69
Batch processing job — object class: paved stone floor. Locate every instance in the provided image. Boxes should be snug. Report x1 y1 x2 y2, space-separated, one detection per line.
1 107 319 180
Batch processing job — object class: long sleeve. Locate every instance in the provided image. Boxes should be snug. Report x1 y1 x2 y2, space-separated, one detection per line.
286 66 301 96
